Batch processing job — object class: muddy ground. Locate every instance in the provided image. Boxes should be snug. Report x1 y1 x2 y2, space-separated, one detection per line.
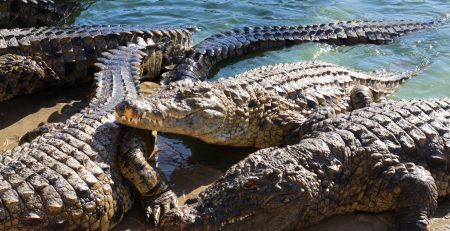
1 85 449 231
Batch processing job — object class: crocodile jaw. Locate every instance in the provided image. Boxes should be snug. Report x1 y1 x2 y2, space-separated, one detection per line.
115 98 164 129
114 81 299 148
115 96 227 142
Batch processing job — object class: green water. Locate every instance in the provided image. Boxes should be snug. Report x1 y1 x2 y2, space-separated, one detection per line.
76 0 450 99
75 1 450 171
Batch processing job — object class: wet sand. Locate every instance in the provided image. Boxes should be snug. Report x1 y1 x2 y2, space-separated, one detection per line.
1 85 450 231
0 87 89 150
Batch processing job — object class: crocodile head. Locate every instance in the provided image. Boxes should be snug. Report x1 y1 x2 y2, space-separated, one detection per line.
159 147 315 230
115 79 303 148
116 80 230 144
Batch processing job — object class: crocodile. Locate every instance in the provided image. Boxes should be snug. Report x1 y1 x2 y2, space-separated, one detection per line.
114 20 432 223
0 19 438 229
0 0 96 28
161 19 439 84
116 60 424 148
152 98 450 231
0 19 436 102
0 40 188 229
0 24 196 101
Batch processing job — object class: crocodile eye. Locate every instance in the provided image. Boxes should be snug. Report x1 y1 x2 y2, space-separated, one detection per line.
204 91 213 98
177 89 193 98
185 98 203 108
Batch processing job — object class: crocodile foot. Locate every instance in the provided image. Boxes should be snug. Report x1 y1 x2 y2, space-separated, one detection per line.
144 190 180 227
19 122 63 144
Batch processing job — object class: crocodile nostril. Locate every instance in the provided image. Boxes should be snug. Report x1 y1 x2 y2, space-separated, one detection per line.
115 100 132 115
115 100 141 119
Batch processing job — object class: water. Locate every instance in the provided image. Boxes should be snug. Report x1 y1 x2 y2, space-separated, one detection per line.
76 0 450 99
76 0 450 178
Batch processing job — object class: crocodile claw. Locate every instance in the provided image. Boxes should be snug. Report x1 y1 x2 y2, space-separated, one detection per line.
144 190 179 227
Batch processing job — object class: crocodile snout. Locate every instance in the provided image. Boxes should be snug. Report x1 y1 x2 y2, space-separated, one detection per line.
115 99 142 121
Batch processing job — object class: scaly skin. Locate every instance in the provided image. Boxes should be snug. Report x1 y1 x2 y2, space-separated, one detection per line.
0 0 96 28
157 98 450 231
0 24 196 101
116 19 436 226
0 5 196 229
0 53 58 101
0 42 178 230
162 19 438 83
116 61 423 148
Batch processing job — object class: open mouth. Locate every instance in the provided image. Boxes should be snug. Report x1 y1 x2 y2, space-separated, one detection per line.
115 111 164 127
115 99 165 127
115 106 207 130
223 212 254 225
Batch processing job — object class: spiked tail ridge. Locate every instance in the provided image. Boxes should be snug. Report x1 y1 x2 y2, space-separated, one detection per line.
352 57 431 102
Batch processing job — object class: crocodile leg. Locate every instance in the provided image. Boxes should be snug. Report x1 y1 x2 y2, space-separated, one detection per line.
18 122 64 145
349 85 374 109
117 127 161 196
143 190 179 227
390 163 438 231
284 106 337 145
0 54 59 102
117 126 179 226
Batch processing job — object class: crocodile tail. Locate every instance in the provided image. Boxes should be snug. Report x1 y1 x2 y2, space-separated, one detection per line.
161 19 440 84
357 58 431 101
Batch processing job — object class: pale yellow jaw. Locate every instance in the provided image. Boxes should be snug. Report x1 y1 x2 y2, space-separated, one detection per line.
115 112 164 130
